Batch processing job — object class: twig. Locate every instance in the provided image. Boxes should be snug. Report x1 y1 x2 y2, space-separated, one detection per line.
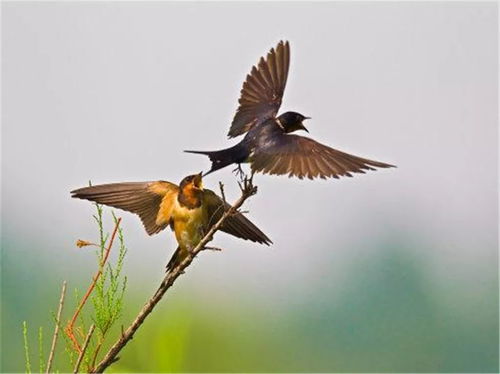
89 336 103 371
73 324 95 374
92 177 257 373
46 281 67 373
219 181 227 205
204 246 224 251
65 218 122 352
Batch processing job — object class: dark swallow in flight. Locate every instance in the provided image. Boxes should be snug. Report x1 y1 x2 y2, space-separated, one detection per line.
71 173 271 272
185 41 395 180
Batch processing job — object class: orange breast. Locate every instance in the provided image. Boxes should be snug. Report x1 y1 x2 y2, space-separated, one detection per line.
171 198 208 251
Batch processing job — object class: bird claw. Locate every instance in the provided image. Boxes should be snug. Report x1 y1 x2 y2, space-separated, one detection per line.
232 164 245 180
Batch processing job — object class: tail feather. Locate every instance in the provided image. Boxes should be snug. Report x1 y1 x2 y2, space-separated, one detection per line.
185 144 248 175
184 150 214 156
166 247 188 273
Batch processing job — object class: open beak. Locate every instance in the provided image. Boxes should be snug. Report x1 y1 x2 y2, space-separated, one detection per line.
193 172 203 190
301 116 311 133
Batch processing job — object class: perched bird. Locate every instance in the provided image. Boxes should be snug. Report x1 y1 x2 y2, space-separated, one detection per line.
71 173 271 271
186 41 395 180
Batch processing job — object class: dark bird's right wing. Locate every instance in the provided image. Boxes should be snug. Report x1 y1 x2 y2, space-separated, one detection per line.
228 41 290 139
203 190 272 245
71 181 179 235
251 134 395 180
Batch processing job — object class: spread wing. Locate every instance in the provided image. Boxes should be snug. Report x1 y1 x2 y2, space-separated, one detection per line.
203 190 272 245
251 134 395 180
71 181 179 235
228 40 290 139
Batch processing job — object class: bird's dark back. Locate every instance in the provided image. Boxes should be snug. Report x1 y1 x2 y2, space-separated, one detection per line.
243 118 284 149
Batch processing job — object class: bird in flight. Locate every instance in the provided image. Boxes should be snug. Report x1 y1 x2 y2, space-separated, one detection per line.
186 41 395 180
71 173 271 271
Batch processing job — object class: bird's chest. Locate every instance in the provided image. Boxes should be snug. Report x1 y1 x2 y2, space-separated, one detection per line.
172 201 208 250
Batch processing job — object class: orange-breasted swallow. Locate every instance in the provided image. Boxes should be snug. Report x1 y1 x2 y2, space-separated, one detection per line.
71 173 271 271
185 41 395 180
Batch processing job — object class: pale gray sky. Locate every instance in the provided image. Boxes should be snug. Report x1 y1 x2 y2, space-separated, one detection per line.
2 2 497 301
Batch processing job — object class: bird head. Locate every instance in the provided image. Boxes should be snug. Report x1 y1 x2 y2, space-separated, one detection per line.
277 111 310 134
180 172 204 193
178 173 204 209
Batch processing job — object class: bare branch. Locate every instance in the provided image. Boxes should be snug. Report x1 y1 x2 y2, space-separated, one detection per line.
218 181 227 205
73 324 95 374
46 280 67 373
92 177 257 373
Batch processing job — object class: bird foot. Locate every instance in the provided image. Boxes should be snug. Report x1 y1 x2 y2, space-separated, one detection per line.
232 164 246 180
237 171 256 196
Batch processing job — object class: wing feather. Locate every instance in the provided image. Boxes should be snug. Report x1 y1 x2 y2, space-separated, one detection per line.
203 190 271 245
251 134 395 180
228 41 290 138
71 181 179 235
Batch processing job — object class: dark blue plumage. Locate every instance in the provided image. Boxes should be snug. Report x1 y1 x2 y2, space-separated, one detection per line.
185 41 395 180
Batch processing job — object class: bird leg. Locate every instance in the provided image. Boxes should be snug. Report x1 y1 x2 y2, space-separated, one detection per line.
237 170 257 196
232 164 245 180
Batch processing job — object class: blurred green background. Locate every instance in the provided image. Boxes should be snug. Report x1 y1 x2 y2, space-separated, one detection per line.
2 2 498 373
2 226 498 372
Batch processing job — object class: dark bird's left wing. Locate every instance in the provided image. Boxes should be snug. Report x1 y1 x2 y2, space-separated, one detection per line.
228 41 290 138
251 134 395 180
203 190 272 245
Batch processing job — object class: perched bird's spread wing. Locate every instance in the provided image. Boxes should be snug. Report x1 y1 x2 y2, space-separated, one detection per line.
228 41 290 138
71 181 179 235
203 190 272 245
251 134 395 180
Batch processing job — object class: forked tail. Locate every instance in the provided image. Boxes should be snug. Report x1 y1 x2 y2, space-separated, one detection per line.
185 143 248 176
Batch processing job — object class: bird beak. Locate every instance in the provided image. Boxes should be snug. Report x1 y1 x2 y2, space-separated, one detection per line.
300 122 309 133
193 173 203 190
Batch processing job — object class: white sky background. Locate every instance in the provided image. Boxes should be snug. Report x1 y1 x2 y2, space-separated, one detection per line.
2 3 497 303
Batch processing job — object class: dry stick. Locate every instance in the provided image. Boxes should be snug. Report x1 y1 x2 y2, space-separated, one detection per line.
46 281 67 373
92 179 257 373
89 320 112 369
89 335 104 370
65 218 122 352
73 324 96 374
219 181 227 205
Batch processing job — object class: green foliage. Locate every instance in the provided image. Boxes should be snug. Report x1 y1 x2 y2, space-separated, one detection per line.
91 209 128 337
21 202 128 373
22 321 31 374
21 322 45 374
20 322 44 374
70 202 129 371
38 327 45 373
